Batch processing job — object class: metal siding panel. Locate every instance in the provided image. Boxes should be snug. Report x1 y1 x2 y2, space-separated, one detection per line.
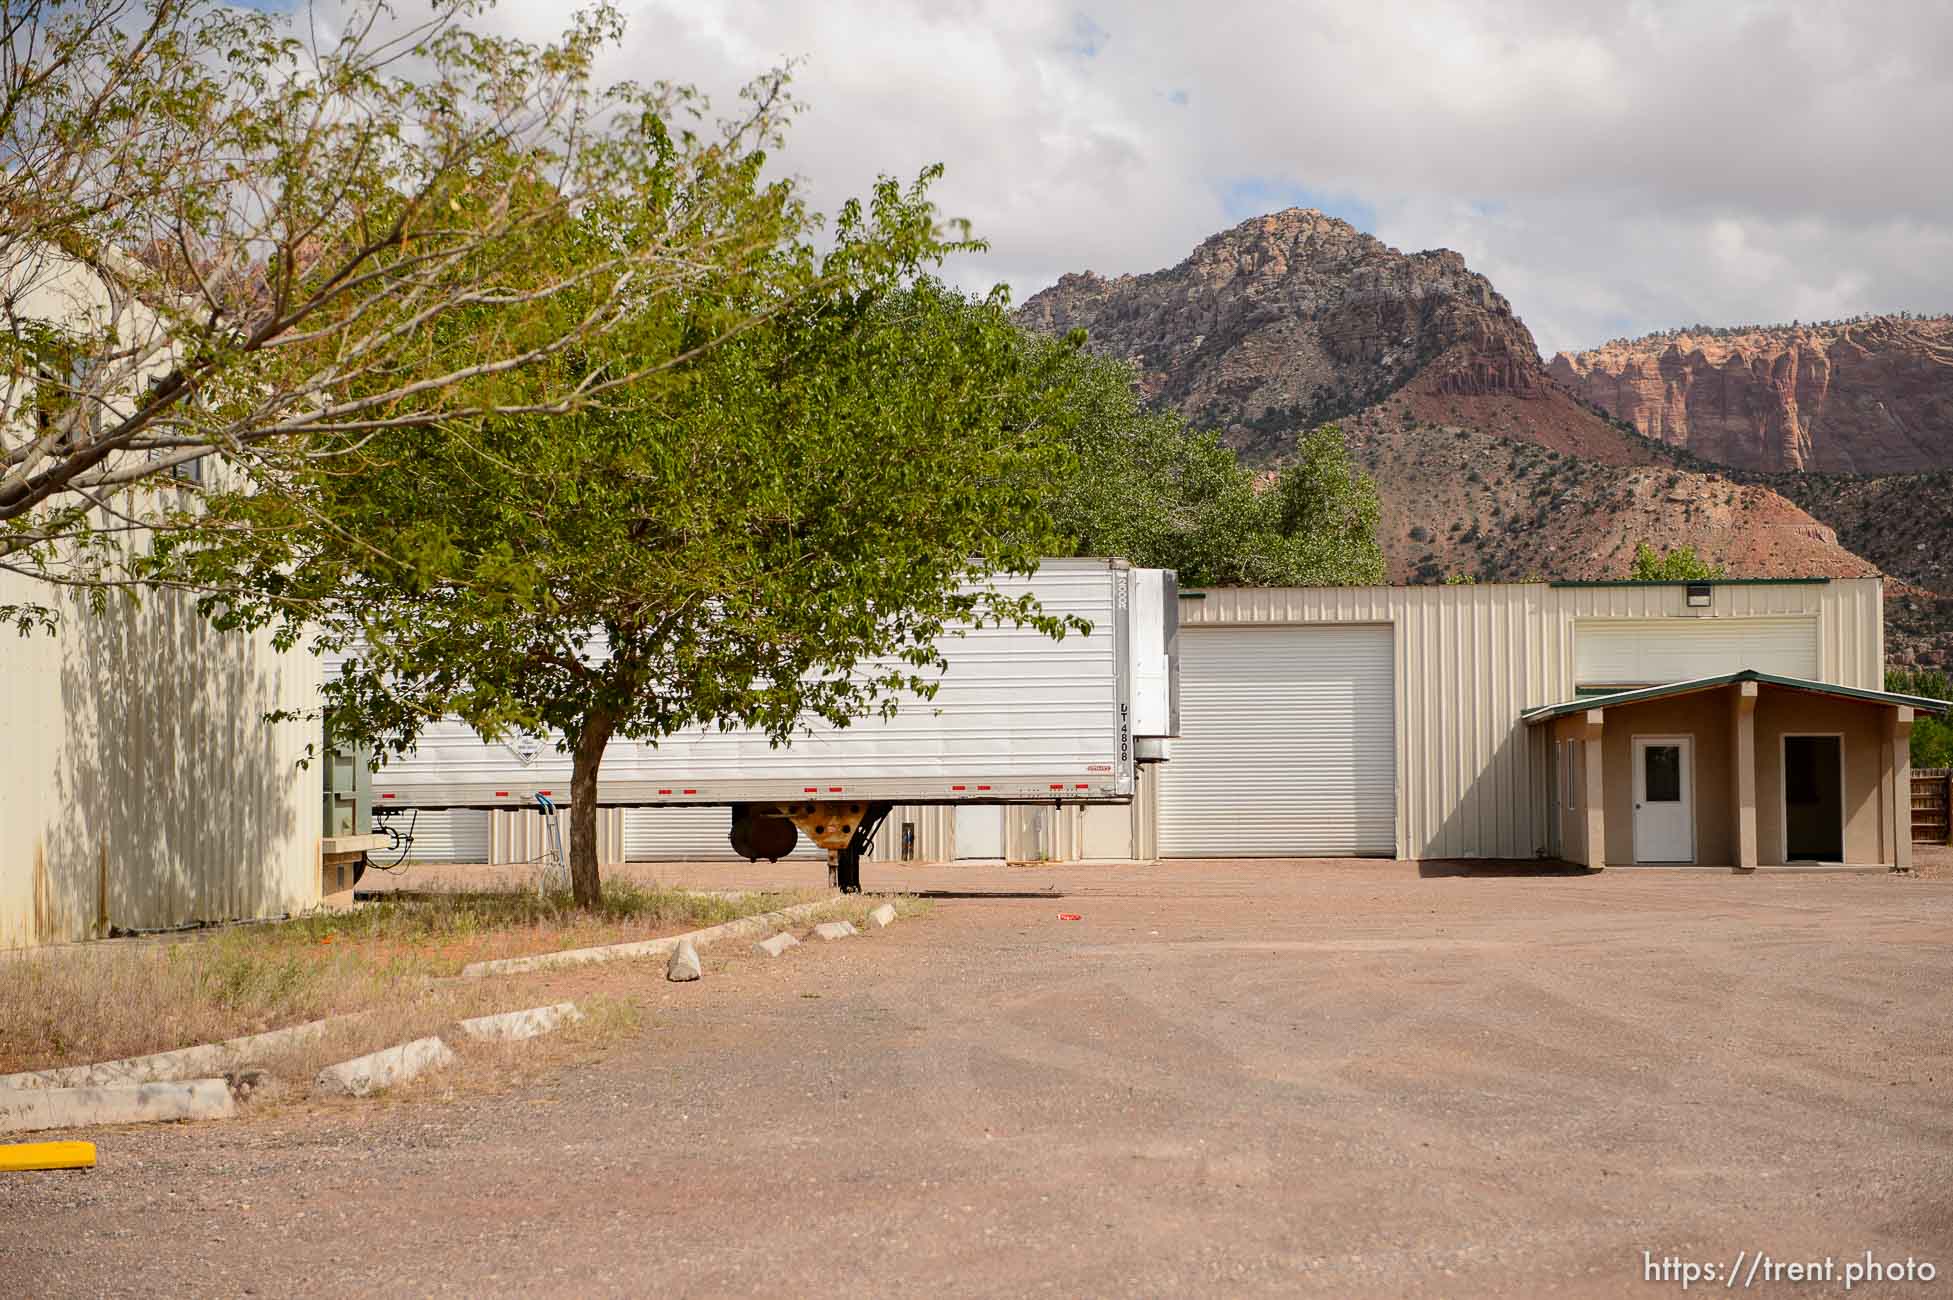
1574 617 1819 685
392 809 490 863
621 807 823 861
1435 598 1453 852
1488 591 1506 854
1158 625 1395 857
1395 593 1415 860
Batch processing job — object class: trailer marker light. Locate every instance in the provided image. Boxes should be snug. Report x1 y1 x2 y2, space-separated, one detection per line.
1050 784 1064 790
381 793 395 799
1075 783 1088 789
804 787 818 793
538 790 551 796
494 791 508 798
951 785 966 791
827 787 842 793
658 789 672 795
682 788 697 795
977 785 991 791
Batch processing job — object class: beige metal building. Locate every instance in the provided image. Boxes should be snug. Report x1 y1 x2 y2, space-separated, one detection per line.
1533 671 1935 871
1 254 332 948
846 576 1920 869
0 575 324 947
424 575 1914 873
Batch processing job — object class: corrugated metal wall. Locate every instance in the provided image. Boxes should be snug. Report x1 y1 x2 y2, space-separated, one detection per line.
620 807 822 863
1174 579 1882 862
494 807 624 867
0 579 324 948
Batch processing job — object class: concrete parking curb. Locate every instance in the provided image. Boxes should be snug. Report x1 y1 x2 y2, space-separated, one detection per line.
0 1079 236 1135
459 897 841 977
753 932 799 958
666 939 702 982
456 1003 583 1043
315 1037 456 1098
0 1013 366 1091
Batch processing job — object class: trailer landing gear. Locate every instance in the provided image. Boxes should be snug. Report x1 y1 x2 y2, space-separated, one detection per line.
830 804 892 894
747 800 891 893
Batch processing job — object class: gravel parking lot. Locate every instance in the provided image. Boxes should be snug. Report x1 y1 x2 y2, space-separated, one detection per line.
5 858 1950 1297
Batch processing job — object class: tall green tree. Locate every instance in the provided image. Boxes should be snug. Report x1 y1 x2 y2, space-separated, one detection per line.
174 175 1078 906
1629 542 1726 581
1 0 797 608
1888 667 1953 769
1036 341 1383 586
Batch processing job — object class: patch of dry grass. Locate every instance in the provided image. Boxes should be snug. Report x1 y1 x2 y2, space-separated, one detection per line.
291 881 827 974
816 894 934 928
0 884 822 1079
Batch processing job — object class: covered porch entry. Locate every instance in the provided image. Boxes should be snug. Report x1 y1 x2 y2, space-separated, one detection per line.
1525 671 1947 870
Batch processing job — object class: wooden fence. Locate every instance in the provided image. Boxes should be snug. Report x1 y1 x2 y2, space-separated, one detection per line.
1914 769 1952 845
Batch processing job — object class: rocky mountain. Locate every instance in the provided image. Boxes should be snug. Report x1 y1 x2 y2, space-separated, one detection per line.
1017 209 1953 666
1548 317 1953 473
1017 209 1642 465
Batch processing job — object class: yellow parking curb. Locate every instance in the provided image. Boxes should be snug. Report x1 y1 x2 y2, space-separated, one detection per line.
0 1141 96 1172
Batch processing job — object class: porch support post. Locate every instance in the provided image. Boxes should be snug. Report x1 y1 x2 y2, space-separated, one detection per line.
1581 709 1607 869
1891 706 1915 871
1730 682 1759 870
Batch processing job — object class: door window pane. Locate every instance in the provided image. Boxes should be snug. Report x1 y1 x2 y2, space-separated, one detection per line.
1644 745 1681 802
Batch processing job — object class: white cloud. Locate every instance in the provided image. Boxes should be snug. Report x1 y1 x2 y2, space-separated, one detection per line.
431 0 1953 353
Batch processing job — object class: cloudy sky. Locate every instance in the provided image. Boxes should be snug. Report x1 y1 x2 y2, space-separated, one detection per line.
476 1 1953 357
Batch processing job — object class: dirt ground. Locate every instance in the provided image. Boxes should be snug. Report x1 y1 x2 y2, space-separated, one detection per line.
4 858 1951 1298
1911 841 1953 880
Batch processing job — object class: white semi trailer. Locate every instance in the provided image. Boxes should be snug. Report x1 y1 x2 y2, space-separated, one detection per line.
359 559 1179 890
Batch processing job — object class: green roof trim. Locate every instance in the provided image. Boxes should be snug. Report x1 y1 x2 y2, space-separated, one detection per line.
1521 670 1950 725
1547 577 1833 588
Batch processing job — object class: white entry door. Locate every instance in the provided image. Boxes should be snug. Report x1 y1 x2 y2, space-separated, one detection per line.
954 805 1006 859
1631 736 1694 863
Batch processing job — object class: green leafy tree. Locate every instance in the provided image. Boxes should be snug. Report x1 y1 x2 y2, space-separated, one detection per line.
173 174 1078 906
1037 343 1382 586
1888 668 1953 769
1629 542 1726 580
1 0 797 606
1264 426 1387 585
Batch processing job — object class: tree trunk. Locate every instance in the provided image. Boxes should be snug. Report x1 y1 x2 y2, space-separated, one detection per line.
568 708 617 908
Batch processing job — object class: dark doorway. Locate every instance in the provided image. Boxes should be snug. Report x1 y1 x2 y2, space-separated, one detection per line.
1783 735 1844 861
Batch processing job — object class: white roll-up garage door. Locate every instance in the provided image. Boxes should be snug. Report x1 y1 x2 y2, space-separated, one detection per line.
1574 616 1817 688
622 807 824 861
1157 625 1395 857
392 809 490 863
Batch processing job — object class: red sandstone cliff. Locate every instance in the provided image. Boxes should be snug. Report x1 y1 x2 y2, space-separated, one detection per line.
1548 317 1953 473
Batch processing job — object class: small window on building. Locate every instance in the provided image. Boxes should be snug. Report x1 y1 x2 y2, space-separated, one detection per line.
148 446 205 486
140 375 204 485
33 359 98 451
1644 744 1682 803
